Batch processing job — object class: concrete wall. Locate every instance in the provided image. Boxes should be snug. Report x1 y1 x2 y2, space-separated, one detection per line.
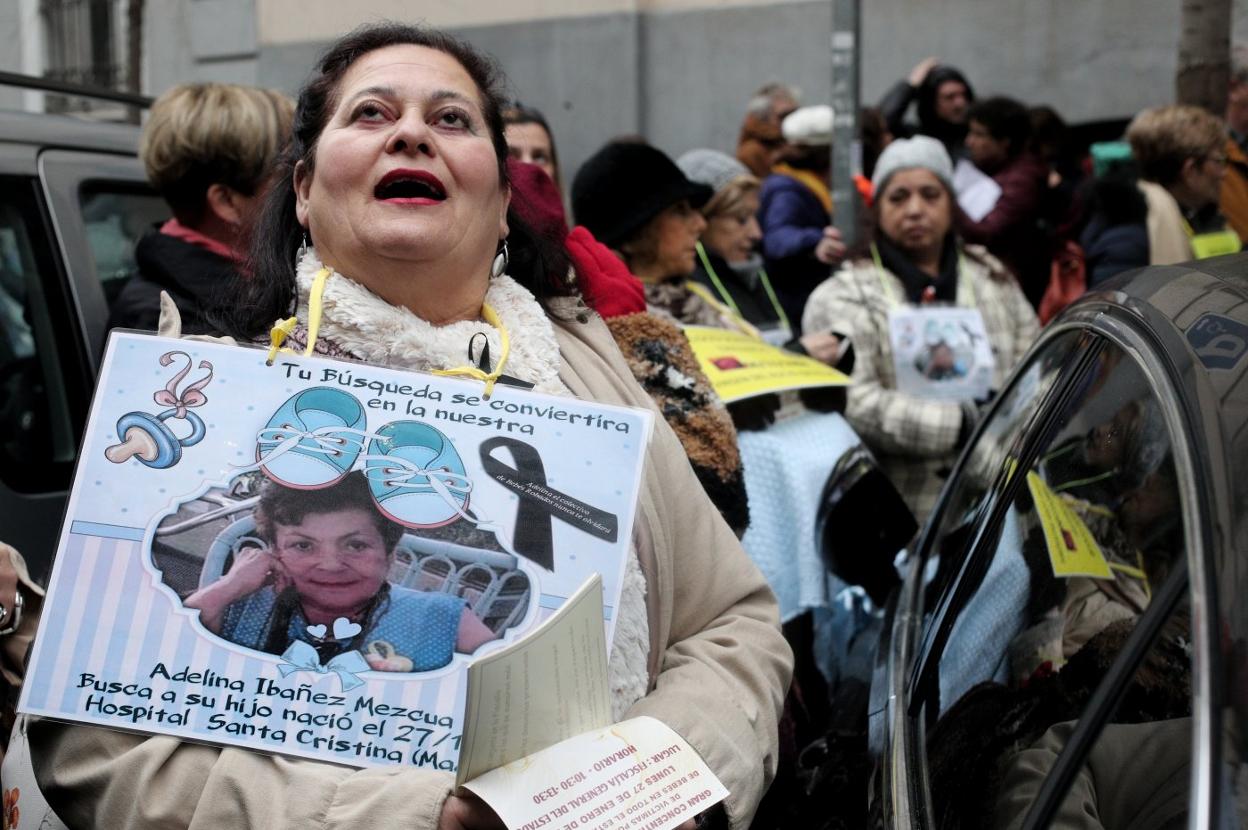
16 0 1241 188
0 0 48 112
239 0 1248 191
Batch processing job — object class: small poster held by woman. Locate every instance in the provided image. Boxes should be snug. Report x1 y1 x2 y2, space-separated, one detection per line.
19 332 652 772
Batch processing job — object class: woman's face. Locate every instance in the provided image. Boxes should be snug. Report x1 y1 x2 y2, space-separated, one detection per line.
274 508 392 615
505 122 557 183
634 200 707 279
295 44 509 280
702 191 762 264
878 168 952 255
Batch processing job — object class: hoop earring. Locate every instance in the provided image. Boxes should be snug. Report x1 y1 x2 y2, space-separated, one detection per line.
490 239 510 279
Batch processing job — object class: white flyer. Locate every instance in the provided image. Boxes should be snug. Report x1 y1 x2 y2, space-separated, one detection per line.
461 716 728 830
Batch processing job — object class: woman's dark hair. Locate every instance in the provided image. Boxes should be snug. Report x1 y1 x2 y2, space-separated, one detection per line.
967 96 1031 158
503 101 561 187
223 22 573 339
254 470 404 552
1028 105 1070 163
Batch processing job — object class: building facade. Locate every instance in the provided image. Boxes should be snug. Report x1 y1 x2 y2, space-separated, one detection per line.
4 0 1248 188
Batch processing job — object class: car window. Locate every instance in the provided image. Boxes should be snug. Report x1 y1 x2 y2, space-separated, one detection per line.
915 339 1190 827
916 329 1089 617
79 184 167 308
990 598 1193 829
0 191 73 493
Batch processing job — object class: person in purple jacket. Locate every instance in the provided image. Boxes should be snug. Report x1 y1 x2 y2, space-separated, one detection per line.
758 105 847 332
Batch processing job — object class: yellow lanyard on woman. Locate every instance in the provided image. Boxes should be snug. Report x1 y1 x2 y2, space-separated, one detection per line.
432 303 513 397
693 242 792 332
683 280 764 340
266 266 333 364
869 243 976 308
265 266 513 397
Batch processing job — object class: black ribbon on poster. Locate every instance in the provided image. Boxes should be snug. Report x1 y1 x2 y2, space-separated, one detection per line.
479 436 619 570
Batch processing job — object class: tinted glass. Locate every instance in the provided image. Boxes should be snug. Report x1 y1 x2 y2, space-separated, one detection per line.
79 185 167 307
0 198 65 491
918 330 1086 609
990 600 1192 829
919 340 1189 827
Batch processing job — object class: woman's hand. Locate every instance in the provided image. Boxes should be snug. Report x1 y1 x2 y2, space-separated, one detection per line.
799 332 842 365
439 793 506 830
184 546 285 633
221 547 285 597
814 227 846 266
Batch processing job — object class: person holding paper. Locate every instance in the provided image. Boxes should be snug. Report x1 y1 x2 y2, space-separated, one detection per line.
957 97 1050 309
803 135 1038 522
31 22 790 830
184 472 495 672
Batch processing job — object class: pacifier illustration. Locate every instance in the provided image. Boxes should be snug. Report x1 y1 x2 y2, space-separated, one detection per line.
104 351 214 469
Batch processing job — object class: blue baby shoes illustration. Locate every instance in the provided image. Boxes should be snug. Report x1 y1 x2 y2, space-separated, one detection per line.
362 421 472 528
105 351 213 469
255 387 369 488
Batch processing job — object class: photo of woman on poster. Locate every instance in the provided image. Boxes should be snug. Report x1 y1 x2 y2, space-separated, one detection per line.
185 472 497 672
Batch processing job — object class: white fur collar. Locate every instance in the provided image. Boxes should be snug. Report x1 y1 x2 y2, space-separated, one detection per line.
295 248 565 395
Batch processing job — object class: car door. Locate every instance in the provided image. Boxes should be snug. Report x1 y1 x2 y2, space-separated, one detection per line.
0 147 164 580
891 318 1211 828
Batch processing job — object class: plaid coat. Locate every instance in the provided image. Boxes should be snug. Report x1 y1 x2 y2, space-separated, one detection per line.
802 245 1039 522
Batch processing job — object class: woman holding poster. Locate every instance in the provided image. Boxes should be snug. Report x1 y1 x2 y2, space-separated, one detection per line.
802 135 1039 522
30 22 790 830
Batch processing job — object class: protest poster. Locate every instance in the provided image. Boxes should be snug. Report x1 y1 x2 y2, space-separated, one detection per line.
681 326 850 403
886 306 995 402
19 332 653 773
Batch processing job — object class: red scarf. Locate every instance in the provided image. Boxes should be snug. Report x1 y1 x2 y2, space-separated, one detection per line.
159 219 241 262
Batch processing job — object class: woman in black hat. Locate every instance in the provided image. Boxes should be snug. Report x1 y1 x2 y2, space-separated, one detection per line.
572 142 738 327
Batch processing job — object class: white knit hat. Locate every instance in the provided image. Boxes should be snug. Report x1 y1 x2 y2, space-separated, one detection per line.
871 135 954 192
781 105 834 146
677 149 752 195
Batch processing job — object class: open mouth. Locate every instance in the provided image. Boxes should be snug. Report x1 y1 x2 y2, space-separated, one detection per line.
374 169 447 202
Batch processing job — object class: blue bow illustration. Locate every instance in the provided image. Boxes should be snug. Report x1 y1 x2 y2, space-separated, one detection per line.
278 641 370 691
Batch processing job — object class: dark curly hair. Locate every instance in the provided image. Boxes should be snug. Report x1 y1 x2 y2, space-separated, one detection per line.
220 22 574 338
254 470 404 552
967 96 1031 158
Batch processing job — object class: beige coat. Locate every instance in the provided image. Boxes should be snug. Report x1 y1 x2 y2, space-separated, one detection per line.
29 306 792 829
1138 180 1196 265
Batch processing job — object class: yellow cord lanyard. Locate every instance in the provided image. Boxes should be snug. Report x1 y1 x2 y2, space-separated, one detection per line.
870 243 976 309
693 242 793 332
683 281 764 340
265 266 515 398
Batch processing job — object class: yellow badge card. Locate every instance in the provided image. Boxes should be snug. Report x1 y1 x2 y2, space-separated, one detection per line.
1026 472 1113 579
683 326 850 403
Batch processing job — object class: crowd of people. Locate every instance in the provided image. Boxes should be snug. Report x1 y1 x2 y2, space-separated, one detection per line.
2 21 1246 830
